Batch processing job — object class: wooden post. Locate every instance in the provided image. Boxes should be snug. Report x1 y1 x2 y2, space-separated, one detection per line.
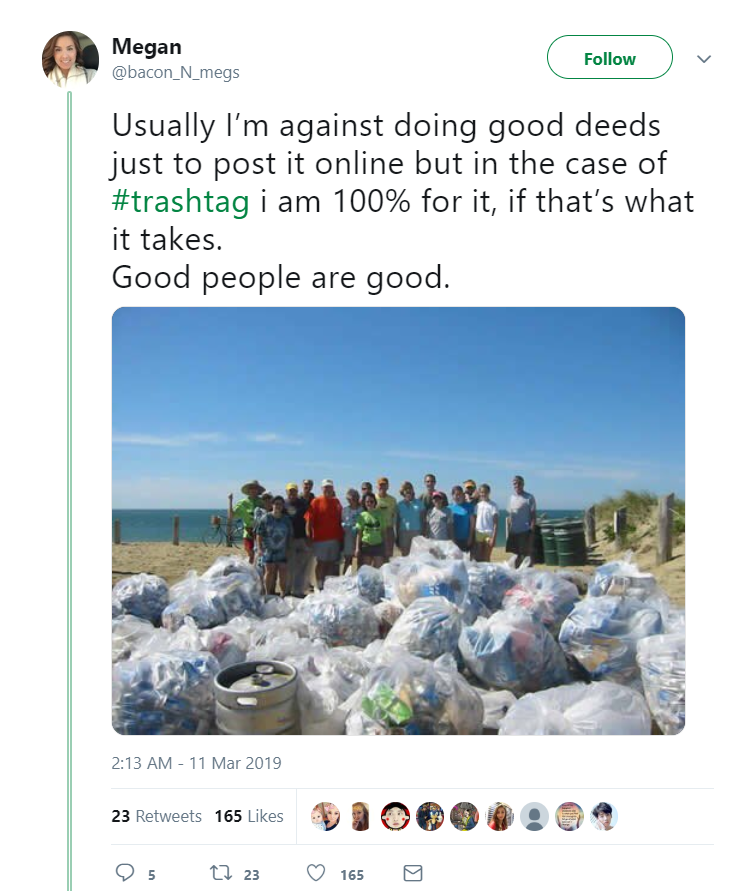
113 519 121 545
585 505 596 547
227 493 234 545
656 493 674 565
614 508 627 548
172 515 180 546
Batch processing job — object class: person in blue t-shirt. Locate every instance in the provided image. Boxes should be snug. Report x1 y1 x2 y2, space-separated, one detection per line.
396 481 426 556
448 485 476 553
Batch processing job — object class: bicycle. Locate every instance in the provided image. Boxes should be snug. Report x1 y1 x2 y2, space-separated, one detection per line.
202 516 246 548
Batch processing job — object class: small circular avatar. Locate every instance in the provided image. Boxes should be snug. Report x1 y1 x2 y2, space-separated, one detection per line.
381 802 410 831
352 802 369 831
450 802 479 831
487 802 514 831
555 801 584 831
521 801 549 831
417 802 444 831
311 802 340 831
42 32 98 88
590 801 617 831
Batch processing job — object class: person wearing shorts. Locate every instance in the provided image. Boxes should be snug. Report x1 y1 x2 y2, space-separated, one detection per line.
234 480 265 563
305 480 343 589
473 484 499 562
255 496 294 595
376 477 398 560
341 488 363 574
355 492 387 567
507 475 537 568
396 481 425 555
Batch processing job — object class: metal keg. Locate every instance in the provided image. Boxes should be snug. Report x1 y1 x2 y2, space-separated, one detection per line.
214 660 300 735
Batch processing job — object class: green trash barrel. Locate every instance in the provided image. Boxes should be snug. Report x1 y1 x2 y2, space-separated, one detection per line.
554 526 587 566
541 527 559 565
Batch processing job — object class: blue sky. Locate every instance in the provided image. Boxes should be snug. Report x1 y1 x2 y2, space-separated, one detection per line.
112 308 684 508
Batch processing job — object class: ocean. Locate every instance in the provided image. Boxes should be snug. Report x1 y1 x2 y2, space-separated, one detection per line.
112 507 583 545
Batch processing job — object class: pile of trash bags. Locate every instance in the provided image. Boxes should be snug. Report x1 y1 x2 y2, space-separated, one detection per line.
112 540 685 736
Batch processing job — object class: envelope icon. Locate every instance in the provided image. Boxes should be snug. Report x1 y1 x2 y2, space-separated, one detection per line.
404 865 423 882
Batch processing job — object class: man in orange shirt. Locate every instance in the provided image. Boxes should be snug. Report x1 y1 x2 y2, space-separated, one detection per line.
305 479 344 590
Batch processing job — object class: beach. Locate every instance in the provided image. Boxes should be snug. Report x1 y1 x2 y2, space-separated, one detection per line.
112 529 685 606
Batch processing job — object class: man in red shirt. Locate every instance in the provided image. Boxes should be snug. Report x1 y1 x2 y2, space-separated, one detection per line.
305 479 343 590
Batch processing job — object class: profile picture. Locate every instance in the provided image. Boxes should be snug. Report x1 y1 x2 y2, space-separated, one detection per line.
590 801 618 831
381 802 410 831
520 802 549 831
416 802 444 831
487 802 514 831
555 801 584 831
42 31 98 88
351 801 369 831
311 801 340 831
450 802 479 831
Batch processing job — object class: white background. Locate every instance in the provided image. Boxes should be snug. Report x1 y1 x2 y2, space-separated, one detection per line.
4 1 749 888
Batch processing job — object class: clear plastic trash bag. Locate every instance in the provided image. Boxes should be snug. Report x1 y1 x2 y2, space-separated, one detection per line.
380 557 412 600
163 572 227 631
112 615 158 662
347 647 483 735
301 589 379 648
356 565 386 604
479 689 518 731
374 599 404 635
558 594 663 686
588 553 670 619
207 572 264 621
498 681 652 735
503 572 579 636
385 596 461 660
112 650 220 735
409 535 464 561
201 555 255 581
637 633 685 735
200 623 251 670
459 607 571 695
466 560 520 612
395 558 469 609
112 573 170 626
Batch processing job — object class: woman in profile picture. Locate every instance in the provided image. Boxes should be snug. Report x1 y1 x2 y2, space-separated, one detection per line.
42 33 96 88
489 804 509 831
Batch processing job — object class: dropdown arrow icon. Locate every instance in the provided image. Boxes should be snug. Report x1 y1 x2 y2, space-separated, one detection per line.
697 54 711 62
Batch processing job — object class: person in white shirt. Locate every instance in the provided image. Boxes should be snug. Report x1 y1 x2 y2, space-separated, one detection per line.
43 32 96 88
473 484 499 561
507 475 537 568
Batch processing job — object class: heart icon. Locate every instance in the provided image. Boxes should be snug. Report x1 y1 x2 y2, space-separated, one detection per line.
307 864 325 882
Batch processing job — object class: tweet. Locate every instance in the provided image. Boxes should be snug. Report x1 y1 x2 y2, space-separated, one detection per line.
9 2 744 889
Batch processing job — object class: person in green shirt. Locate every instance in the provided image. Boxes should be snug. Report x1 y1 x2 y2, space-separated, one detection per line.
233 480 265 563
355 492 387 568
376 476 398 561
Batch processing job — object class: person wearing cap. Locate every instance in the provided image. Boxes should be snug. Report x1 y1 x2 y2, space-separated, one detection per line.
464 480 480 504
234 481 266 562
396 481 425 556
375 477 398 560
341 488 364 573
305 480 343 589
426 491 453 541
283 483 311 597
506 475 537 568
420 474 438 511
300 479 315 507
449 485 476 553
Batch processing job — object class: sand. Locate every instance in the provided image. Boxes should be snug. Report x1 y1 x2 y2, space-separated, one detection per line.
113 529 685 606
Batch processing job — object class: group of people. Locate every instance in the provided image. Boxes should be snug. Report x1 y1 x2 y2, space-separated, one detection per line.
232 473 537 596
